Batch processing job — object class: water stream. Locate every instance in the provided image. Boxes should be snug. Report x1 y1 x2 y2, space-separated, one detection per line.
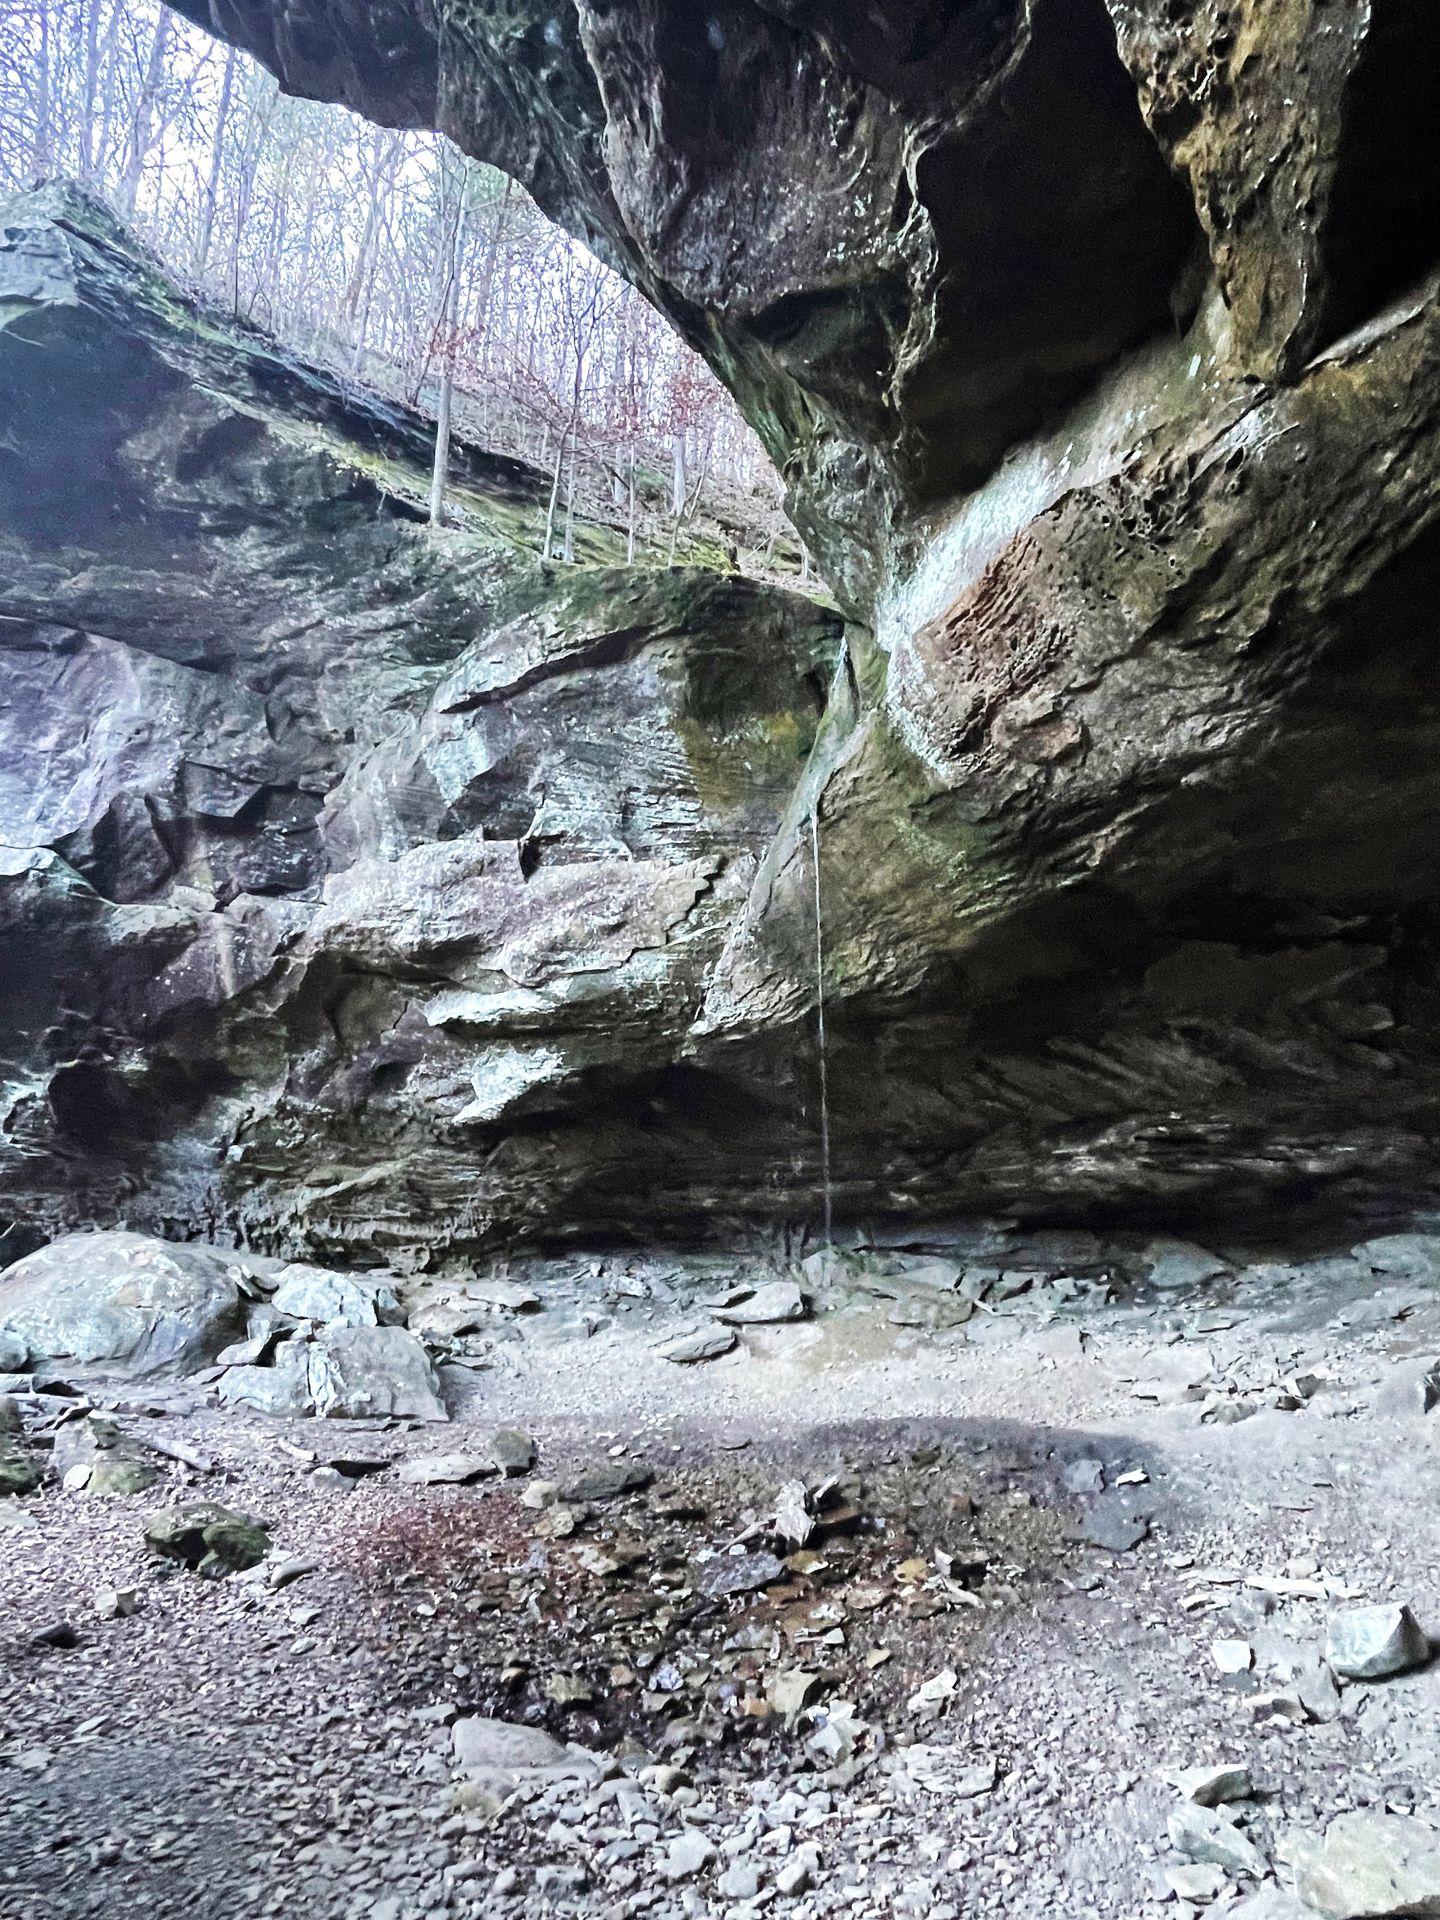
810 806 834 1248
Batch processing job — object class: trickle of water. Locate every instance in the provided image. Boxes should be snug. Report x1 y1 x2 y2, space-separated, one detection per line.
810 806 834 1248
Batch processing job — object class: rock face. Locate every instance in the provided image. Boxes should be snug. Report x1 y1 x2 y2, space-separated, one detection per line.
10 0 1440 1264
0 189 841 1259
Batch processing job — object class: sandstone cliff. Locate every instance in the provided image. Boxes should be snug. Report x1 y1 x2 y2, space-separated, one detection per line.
8 0 1440 1255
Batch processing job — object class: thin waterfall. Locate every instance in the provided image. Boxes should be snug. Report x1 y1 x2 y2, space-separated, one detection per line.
810 806 834 1247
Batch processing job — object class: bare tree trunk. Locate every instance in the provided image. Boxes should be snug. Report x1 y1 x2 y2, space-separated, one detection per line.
542 419 571 561
228 79 278 312
32 2 52 179
471 177 514 349
193 40 237 277
627 443 637 564
92 2 126 193
78 0 106 184
117 5 175 220
343 132 399 351
667 435 712 565
429 159 468 527
671 432 687 517
249 135 296 320
562 434 579 561
286 152 322 337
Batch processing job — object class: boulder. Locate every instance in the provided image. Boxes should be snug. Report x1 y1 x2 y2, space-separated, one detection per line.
451 1716 582 1780
269 1266 404 1329
53 1415 158 1498
712 1282 808 1326
0 1431 39 1498
1351 1235 1440 1281
559 1461 652 1504
1288 1812 1440 1919
306 1325 447 1423
488 1428 536 1477
144 1501 270 1577
1140 1241 1232 1292
216 1340 315 1418
0 1232 242 1376
1169 1765 1255 1810
1325 1604 1430 1682
220 1325 446 1422
1168 1805 1266 1880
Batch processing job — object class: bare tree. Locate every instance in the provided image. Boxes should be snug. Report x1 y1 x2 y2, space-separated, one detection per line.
30 0 51 177
0 0 790 573
115 3 173 218
191 36 235 274
428 145 467 526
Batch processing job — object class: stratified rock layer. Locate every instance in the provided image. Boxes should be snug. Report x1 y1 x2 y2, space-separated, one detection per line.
0 188 842 1259
10 0 1440 1262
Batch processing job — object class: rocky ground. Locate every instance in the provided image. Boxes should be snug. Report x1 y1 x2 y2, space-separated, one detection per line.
2 1234 1439 1920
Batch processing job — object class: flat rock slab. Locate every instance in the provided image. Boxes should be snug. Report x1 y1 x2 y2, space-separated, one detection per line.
396 1430 535 1483
712 1282 808 1326
1077 1508 1150 1553
656 1327 737 1365
397 1453 494 1486
451 1716 586 1781
698 1550 785 1599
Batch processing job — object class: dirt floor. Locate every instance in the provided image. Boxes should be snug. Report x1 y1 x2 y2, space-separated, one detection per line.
3 1244 1439 1920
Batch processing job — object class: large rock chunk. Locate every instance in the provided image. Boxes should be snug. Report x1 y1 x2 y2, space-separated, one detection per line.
1325 1604 1430 1682
0 1231 242 1376
1288 1811 1440 1919
305 1325 447 1423
53 1414 159 1497
219 1324 447 1422
269 1266 403 1329
0 1394 39 1497
451 1716 581 1781
144 1501 270 1578
216 1339 316 1418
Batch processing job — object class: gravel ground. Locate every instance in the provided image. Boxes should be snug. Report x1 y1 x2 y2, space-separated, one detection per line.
2 1247 1439 1920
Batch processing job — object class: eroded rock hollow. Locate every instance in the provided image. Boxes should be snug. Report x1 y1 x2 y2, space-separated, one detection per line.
7 0 1440 1262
